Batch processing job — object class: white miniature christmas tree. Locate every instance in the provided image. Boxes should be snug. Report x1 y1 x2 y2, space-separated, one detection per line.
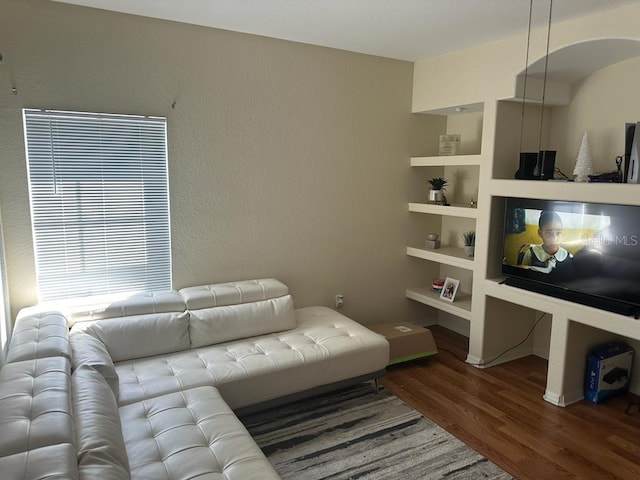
573 131 594 182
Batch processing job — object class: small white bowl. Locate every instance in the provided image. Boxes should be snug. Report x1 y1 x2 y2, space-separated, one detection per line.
427 233 439 241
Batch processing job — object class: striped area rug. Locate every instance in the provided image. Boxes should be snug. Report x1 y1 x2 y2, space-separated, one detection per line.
241 383 513 480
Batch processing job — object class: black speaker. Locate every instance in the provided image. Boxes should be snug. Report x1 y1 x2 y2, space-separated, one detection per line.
515 151 555 180
625 122 637 183
536 150 556 180
515 152 539 179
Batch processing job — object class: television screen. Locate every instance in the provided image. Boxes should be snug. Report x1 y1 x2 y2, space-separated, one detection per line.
502 197 640 316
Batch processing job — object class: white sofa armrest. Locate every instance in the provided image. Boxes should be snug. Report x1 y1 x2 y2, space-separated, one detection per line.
6 313 71 363
71 332 120 396
73 365 131 480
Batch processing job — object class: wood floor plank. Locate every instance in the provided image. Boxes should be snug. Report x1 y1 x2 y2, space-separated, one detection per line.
380 325 640 480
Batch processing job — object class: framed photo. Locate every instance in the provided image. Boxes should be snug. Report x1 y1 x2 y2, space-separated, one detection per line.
439 277 460 302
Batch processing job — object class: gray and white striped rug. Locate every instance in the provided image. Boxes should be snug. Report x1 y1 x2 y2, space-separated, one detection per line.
241 384 513 479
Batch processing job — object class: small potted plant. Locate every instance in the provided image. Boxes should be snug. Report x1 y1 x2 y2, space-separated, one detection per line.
428 177 448 204
462 230 476 257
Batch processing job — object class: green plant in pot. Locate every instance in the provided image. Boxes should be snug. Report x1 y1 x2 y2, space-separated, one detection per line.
462 230 476 257
428 177 448 204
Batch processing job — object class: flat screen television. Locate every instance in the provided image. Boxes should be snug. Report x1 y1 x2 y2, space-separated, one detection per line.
501 197 640 317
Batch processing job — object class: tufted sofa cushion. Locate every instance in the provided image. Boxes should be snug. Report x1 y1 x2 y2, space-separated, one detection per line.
0 443 78 480
76 312 191 362
0 356 74 457
189 295 296 348
6 312 71 363
179 278 289 310
114 306 389 409
214 305 389 409
119 386 279 480
72 365 131 480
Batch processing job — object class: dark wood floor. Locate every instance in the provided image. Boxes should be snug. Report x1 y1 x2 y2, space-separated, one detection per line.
380 325 640 480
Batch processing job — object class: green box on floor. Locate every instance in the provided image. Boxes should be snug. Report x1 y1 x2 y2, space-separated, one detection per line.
369 323 437 365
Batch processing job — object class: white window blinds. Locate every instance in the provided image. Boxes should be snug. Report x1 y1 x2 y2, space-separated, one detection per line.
23 109 171 301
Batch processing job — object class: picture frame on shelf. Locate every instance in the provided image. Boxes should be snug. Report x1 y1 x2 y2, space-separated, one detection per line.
440 277 460 302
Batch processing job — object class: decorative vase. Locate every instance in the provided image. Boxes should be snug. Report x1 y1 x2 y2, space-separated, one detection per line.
464 246 475 257
429 189 443 203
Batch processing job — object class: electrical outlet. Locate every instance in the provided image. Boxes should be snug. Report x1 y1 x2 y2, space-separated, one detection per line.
335 294 344 309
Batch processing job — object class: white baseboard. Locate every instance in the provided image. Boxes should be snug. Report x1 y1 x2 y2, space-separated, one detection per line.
466 354 482 365
533 345 549 360
544 389 584 407
467 345 533 368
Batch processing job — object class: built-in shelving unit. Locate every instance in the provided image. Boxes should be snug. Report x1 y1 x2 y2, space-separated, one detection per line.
410 33 640 407
483 276 640 405
407 106 485 333
480 39 640 406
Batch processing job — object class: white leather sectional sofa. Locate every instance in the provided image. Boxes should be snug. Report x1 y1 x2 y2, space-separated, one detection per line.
0 279 389 480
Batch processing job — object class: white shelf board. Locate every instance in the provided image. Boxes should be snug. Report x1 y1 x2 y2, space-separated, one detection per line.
411 154 482 167
414 101 484 116
406 286 472 320
409 202 479 218
407 246 475 270
489 179 640 206
484 278 640 342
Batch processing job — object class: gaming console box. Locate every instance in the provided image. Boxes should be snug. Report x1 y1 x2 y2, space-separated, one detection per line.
584 341 634 403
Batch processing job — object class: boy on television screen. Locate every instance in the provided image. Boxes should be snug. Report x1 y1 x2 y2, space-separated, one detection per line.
518 210 572 273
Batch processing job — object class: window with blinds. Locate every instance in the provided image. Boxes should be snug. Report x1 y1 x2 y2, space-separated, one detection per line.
23 109 172 301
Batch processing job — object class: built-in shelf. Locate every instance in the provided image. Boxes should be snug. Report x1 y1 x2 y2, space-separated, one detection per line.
489 179 640 207
406 246 475 270
409 202 479 218
484 278 640 342
407 102 483 329
406 286 472 320
415 102 485 117
411 154 482 167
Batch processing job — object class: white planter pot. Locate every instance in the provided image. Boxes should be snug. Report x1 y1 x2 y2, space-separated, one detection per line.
464 246 475 257
429 189 443 203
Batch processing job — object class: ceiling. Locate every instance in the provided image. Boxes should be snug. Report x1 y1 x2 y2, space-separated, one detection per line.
53 0 640 61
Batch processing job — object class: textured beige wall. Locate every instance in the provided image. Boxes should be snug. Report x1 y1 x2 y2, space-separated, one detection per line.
0 0 416 323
